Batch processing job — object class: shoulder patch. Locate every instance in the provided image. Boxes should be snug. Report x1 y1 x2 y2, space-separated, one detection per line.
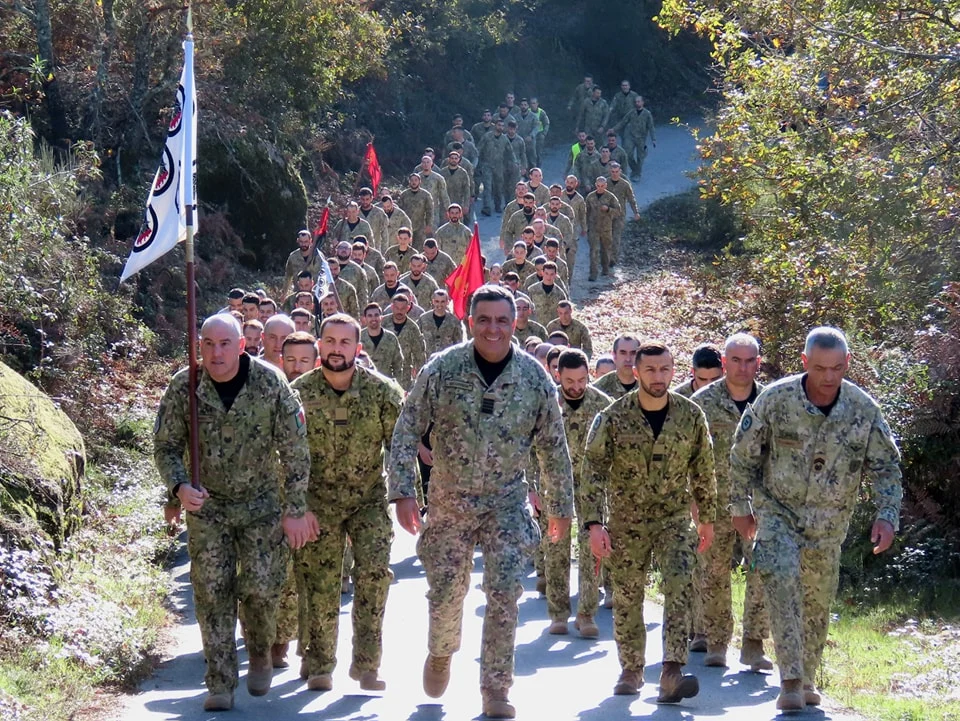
740 413 752 431
586 413 603 443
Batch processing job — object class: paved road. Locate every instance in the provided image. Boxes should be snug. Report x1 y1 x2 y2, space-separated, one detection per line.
123 125 861 720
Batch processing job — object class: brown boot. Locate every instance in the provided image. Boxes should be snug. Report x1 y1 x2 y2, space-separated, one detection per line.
271 642 289 669
804 684 822 706
202 692 234 711
299 659 309 680
548 617 569 635
422 654 452 698
536 575 547 594
688 633 708 652
306 673 333 692
657 661 699 703
704 644 728 667
246 654 272 697
574 614 599 639
740 637 773 671
613 668 643 695
777 679 804 711
349 664 386 691
481 688 516 719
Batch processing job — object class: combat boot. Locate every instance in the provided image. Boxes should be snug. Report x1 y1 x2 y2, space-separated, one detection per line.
349 664 386 691
481 687 516 719
299 659 308 680
535 575 547 594
548 617 569 635
739 637 773 671
804 684 822 706
203 692 234 711
422 654 451 698
574 614 599 639
271 642 289 669
306 673 333 691
246 654 272 697
613 668 643 695
688 633 708 652
657 661 699 703
776 679 804 711
704 644 727 667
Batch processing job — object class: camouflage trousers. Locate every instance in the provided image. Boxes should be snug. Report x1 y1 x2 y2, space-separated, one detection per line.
295 500 394 676
480 165 510 213
565 239 579 285
274 557 299 644
753 524 841 683
611 217 625 265
417 503 540 693
693 514 769 645
543 521 600 621
533 509 548 577
623 136 648 178
186 510 287 694
609 515 698 672
587 230 613 278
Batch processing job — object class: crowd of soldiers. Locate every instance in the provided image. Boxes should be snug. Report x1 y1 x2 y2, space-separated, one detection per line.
154 80 903 719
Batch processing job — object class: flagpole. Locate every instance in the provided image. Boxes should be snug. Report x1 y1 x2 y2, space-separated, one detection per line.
183 4 201 491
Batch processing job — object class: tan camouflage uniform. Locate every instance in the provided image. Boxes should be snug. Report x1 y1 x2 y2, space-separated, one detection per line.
332 277 360 320
607 177 640 265
434 221 473 266
545 319 593 359
284 246 327 297
418 312 466 357
593 371 637 400
525 282 568 326
359 205 390 252
512 320 548 345
399 271 441 310
585 189 622 279
330 217 374 255
577 98 609 139
606 90 640 129
442 167 474 216
360 327 405 381
614 108 656 179
426 250 458 285
389 317 427 390
419 170 450 228
383 206 413 243
398 188 435 248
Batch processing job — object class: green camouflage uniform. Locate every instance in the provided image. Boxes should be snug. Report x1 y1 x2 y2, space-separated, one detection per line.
593 371 637 400
568 83 592 114
585 189 622 279
291 366 404 678
338 260 370 308
524 272 568 298
545 319 593 359
504 134 528 186
360 327 404 381
577 98 609 139
419 170 451 228
369 282 412 315
671 379 697 398
359 205 390 252
426 250 458 286
418 312 465 357
582 392 717 674
154 358 309 695
544 212 575 250
544 386 613 621
574 150 601 193
333 277 361 320
434 221 473 266
531 108 550 167
606 144 630 171
525 282 568 326
470 121 495 142
478 131 513 213
398 188 435 249
540 255 570 286
399 271 441 310
606 90 640 129
527 182 550 208
442 166 474 216
729 375 902 684
501 210 537 247
690 379 769 648
384 245 418 276
387 343 575 694
500 258 539 286
446 140 479 168
382 206 413 245
284 246 327 297
607 177 639 265
389 317 427 390
514 110 539 151
444 127 475 146
563 191 587 279
614 107 656 179
365 246 386 280
512 320 548 345
330 217 374 255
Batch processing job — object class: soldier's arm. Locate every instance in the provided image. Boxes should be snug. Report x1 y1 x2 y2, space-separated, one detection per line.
379 379 405 452
518 137 528 171
533 382 575 518
274 384 310 518
387 365 436 501
579 411 611 526
392 341 405 379
541 110 550 134
728 400 768 516
864 409 903 530
581 328 593 360
688 407 718 523
153 378 189 498
628 186 640 216
648 114 657 143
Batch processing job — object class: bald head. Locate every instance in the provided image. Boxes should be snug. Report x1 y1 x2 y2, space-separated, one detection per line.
263 314 296 367
202 313 242 339
200 314 245 382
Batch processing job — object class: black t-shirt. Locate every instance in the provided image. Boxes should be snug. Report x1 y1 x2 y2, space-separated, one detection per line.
802 376 839 416
433 313 445 328
733 384 759 415
620 379 638 393
564 395 585 411
369 330 383 348
642 404 668 440
542 283 554 295
475 347 513 387
385 283 400 298
211 353 250 412
393 320 407 336
348 220 361 232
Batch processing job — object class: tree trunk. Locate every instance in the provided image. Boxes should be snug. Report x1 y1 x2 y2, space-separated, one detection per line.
33 0 71 144
81 0 116 143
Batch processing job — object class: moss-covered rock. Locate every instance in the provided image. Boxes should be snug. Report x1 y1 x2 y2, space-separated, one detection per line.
0 361 85 549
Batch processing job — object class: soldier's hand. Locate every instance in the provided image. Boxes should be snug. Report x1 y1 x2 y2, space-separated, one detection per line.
547 516 571 543
589 524 612 559
418 442 434 466
282 513 317 549
697 522 714 553
395 497 422 535
528 490 542 516
177 483 209 513
732 514 757 540
871 519 895 554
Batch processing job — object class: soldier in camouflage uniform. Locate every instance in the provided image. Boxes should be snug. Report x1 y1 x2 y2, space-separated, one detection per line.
543 198 575 248
501 193 537 248
546 302 593 359
574 137 601 193
529 97 550 168
514 98 539 155
358 188 390 252
577 87 609 139
283 229 327 298
386 291 427 390
606 163 640 265
585 176 622 281
512 296 548 345
672 343 723 399
384 228 418 277
418 289 465 357
398 174 435 248
501 239 540 287
470 109 495 144
434 204 473 266
418 156 451 229
504 121 527 190
606 80 640 130
329 202 374 256
423 238 458 286
154 315 314 711
526 167 550 207
729 327 902 711
498 183 529 249
539 239 570 287
381 194 413 245
525 262 567 326
335 241 370 307
604 131 630 170
400 254 441 310
567 74 594 114
441 156 474 220
478 119 513 215
688 334 771 671
360 303 404 381
388 285 575 720
583 340 717 702
351 242 381 287
613 95 656 181
326 257 361 320
542 350 612 637
292 314 404 693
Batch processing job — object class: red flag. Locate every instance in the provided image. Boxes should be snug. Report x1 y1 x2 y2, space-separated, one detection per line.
445 222 485 320
313 207 329 240
364 143 382 196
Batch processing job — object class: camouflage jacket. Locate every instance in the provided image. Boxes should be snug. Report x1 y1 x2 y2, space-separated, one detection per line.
434 221 472 266
388 343 575 517
418 170 450 227
478 131 512 169
360 327 405 380
614 107 656 144
563 191 587 236
513 320 548 345
582 391 718 528
154 357 309 521
283 247 327 297
546 318 593 358
561 385 613 480
671 379 697 398
382 206 413 244
729 374 902 543
332 277 360 319
398 188 435 238
291 365 403 521
500 258 539 286
525 282 568 326
606 90 640 128
418 312 465 357
384 245 418 276
594 371 638 400
585 190 622 233
399 271 441 309
389 317 427 390
577 98 609 133
607 177 640 217
504 134 528 169
329 217 374 254
426 251 458 286
441 166 474 212
359 205 390 252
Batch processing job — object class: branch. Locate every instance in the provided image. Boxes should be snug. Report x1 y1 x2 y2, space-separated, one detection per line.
896 7 959 32
0 0 35 21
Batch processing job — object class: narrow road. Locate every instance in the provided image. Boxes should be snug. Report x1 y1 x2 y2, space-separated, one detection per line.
123 122 862 720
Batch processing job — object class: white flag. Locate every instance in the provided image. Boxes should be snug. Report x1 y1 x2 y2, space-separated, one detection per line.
120 39 197 282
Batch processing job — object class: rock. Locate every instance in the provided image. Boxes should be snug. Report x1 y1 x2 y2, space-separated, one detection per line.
0 360 85 549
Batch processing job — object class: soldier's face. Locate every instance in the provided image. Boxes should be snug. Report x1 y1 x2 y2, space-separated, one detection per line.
530 169 542 184
329 263 340 279
449 207 462 223
523 198 535 211
724 344 760 387
293 316 311 333
259 304 276 323
352 249 365 264
382 198 394 212
621 82 630 93
227 297 243 312
319 323 360 372
398 233 411 249
636 98 644 110
531 100 539 110
520 101 529 112
586 140 596 152
611 167 622 180
595 179 607 193
516 302 531 321
615 339 640 371
410 175 421 189
483 111 492 122
565 177 579 192
595 360 615 378
296 278 311 292
384 267 399 284
516 185 528 201
410 260 426 277
802 347 849 398
448 153 461 167
577 133 587 143
424 245 438 260
365 310 382 331
422 157 433 172
559 366 589 400
514 244 528 261
243 327 262 353
297 232 312 252
505 279 518 292
320 298 339 317
635 351 674 398
392 299 410 321
549 199 561 214
557 305 572 324
347 206 359 222
242 302 260 321
201 322 245 382
283 343 318 381
506 93 515 105
584 78 593 88
543 268 557 285
296 295 314 310
548 359 560 381
337 244 352 261
469 300 516 362
263 323 292 361
360 194 373 209
601 149 611 160
489 266 502 282
692 366 724 391
432 296 448 314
